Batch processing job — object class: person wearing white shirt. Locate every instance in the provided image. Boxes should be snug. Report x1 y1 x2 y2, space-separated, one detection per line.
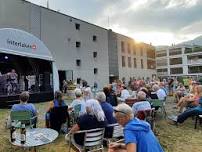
132 91 151 116
152 84 166 101
120 86 130 102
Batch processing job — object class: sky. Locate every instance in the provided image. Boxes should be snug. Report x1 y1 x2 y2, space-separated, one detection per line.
27 0 202 46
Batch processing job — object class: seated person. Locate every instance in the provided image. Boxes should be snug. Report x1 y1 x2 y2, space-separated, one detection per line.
109 103 164 152
170 85 202 124
96 91 116 137
152 84 167 101
69 99 107 146
83 87 93 102
176 85 200 113
45 91 67 128
119 85 130 102
11 91 37 127
103 86 118 106
132 91 151 116
69 88 86 116
175 83 186 103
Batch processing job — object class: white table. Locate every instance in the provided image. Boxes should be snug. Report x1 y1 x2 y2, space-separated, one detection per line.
11 128 58 151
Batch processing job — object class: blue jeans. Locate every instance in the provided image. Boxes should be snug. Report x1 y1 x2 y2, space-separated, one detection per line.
177 107 202 123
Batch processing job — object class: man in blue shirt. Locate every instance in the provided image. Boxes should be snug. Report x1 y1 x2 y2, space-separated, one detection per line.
96 92 116 138
109 103 164 152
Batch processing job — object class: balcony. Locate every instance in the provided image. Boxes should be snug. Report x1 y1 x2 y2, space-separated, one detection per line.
185 47 202 54
187 59 202 64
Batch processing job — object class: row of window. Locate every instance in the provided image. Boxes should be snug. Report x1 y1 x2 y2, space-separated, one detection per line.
156 50 167 57
156 57 183 67
122 56 144 69
121 41 143 55
157 66 202 75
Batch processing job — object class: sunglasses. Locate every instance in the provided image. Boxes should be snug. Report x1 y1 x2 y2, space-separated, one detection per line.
114 109 128 115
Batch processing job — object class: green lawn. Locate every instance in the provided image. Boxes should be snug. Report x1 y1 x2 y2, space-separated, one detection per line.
0 97 202 152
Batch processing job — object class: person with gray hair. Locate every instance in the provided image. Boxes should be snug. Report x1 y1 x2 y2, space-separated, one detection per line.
96 92 116 137
83 87 93 101
69 88 86 116
132 91 151 116
152 84 167 101
109 103 164 152
69 99 107 146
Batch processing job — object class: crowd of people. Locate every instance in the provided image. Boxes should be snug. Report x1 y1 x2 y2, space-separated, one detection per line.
9 77 202 152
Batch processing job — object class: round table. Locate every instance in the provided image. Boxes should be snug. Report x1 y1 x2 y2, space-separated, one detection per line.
11 128 58 151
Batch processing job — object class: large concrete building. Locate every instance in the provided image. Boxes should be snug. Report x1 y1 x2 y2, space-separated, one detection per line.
0 0 109 88
0 0 156 89
156 45 202 79
108 31 156 83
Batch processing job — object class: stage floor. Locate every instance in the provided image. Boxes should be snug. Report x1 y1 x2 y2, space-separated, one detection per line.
0 91 54 107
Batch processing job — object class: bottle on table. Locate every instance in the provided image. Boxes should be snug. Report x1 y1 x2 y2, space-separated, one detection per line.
10 121 16 142
20 124 26 144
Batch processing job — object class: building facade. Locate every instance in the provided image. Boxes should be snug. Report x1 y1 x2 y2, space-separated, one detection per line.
108 31 156 83
0 0 109 88
0 0 156 89
156 45 202 78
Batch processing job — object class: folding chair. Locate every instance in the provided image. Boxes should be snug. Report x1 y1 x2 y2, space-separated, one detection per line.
194 115 202 129
66 128 105 152
104 123 124 145
10 110 37 129
149 99 167 118
49 106 70 132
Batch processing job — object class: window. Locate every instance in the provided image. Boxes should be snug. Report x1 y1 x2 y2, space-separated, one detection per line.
140 47 143 56
170 67 183 74
169 57 182 65
121 41 125 52
133 58 137 68
75 23 80 30
156 50 167 57
94 68 98 74
76 59 81 66
141 59 144 69
188 66 202 74
157 68 168 75
187 55 202 64
93 35 97 42
184 48 192 54
93 52 97 58
122 56 126 67
133 45 136 55
156 59 167 66
169 48 182 56
147 60 156 69
76 41 81 48
128 57 131 68
128 43 131 54
147 49 155 58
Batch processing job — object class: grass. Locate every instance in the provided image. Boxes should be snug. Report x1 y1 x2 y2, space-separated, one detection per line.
0 97 202 152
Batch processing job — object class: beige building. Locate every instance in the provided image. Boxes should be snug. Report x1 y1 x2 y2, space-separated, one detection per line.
108 31 156 83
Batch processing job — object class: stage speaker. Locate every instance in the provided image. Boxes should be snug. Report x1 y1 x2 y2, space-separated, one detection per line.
44 72 51 91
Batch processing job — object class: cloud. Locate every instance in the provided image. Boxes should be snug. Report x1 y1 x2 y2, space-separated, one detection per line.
28 0 202 45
